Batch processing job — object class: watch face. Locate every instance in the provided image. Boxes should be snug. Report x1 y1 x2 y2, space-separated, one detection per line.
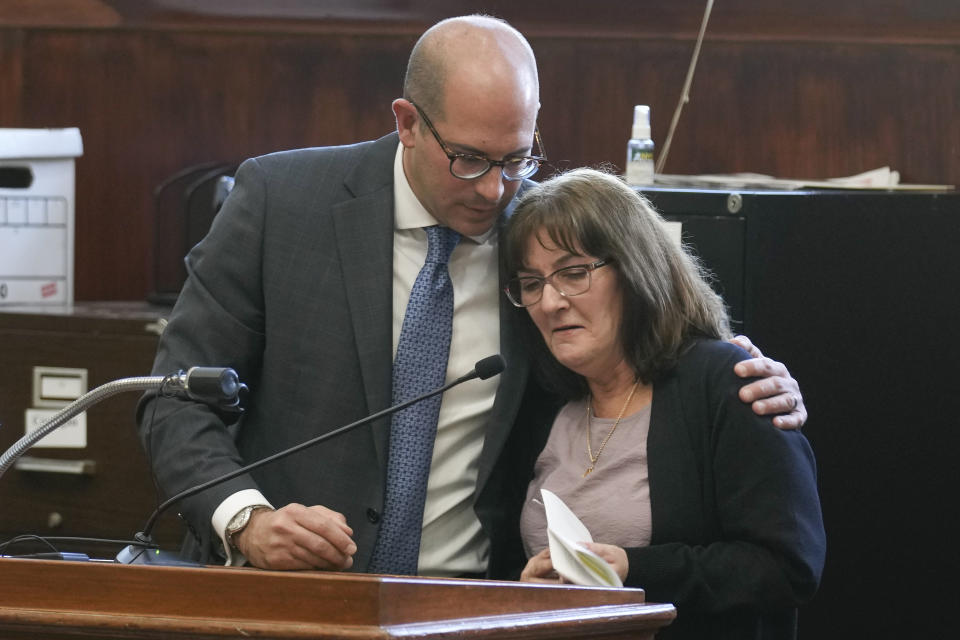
228 508 250 533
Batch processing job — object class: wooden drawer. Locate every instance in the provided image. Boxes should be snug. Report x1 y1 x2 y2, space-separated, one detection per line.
0 302 183 553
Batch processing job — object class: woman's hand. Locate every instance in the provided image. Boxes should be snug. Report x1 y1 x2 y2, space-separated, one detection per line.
520 548 562 583
583 542 629 582
521 543 629 584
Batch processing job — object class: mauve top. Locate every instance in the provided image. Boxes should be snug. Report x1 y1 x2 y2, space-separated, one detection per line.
520 397 653 557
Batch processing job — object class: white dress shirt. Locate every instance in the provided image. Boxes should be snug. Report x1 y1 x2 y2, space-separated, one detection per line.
391 143 501 576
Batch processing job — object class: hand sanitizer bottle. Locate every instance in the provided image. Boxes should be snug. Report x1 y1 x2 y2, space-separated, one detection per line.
626 105 655 185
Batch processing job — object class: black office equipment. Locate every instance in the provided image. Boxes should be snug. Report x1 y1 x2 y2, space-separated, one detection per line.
642 186 960 640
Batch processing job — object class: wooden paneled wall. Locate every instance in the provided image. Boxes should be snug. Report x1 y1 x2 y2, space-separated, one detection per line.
1 0 958 301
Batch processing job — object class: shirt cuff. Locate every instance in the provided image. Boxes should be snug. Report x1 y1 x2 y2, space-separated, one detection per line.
212 489 273 567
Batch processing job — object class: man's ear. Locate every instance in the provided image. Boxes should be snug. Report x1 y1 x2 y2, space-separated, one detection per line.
393 99 419 148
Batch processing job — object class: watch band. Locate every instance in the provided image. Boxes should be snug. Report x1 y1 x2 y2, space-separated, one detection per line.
225 505 272 551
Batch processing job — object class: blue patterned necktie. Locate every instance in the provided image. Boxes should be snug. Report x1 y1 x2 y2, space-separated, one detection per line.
369 225 461 575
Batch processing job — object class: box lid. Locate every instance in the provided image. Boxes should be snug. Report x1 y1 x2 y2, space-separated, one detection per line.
0 128 84 160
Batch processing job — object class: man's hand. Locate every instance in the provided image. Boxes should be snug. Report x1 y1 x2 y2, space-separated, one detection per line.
730 335 807 430
234 503 356 571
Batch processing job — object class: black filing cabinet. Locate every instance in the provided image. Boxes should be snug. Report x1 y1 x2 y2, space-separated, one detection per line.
641 187 960 639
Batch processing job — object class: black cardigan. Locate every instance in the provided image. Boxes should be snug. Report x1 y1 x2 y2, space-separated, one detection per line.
625 339 826 639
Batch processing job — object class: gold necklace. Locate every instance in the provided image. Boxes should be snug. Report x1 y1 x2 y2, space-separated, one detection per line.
584 379 640 478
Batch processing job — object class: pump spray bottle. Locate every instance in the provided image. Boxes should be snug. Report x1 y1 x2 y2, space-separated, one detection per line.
625 105 655 185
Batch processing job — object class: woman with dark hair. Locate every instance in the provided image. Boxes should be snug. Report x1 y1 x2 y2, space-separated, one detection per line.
504 168 825 639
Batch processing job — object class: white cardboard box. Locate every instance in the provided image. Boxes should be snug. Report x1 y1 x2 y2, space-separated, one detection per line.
0 128 84 305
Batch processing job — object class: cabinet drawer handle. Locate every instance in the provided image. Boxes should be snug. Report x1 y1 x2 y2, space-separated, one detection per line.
14 456 96 476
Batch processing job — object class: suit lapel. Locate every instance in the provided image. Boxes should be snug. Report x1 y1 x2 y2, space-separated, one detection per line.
474 192 532 494
475 291 530 494
331 134 398 465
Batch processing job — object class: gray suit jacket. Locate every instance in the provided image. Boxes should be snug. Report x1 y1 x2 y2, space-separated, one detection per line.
139 132 545 576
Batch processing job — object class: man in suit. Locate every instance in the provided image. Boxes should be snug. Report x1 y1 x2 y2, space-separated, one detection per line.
138 14 806 578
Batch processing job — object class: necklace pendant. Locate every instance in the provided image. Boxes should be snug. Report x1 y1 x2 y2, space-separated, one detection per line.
583 467 593 478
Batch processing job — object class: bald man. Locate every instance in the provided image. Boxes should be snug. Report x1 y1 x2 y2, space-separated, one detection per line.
139 15 806 578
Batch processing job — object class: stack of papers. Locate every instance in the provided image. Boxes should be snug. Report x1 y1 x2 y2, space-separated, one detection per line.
541 489 623 588
652 167 954 191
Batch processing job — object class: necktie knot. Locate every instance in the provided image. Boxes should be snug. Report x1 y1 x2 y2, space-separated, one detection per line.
425 225 460 265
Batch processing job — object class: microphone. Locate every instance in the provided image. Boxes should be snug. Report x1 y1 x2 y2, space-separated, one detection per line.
0 367 246 481
116 354 507 565
174 367 248 409
454 354 505 383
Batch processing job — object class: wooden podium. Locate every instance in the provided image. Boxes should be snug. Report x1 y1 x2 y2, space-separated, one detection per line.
0 558 675 638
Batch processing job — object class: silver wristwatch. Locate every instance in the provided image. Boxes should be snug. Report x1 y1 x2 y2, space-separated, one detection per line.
225 505 271 550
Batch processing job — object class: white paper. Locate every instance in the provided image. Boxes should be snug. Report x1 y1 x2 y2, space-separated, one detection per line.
652 167 953 191
541 488 623 587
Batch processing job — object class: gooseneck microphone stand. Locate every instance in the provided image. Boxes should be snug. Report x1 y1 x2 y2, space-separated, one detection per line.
0 368 246 481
